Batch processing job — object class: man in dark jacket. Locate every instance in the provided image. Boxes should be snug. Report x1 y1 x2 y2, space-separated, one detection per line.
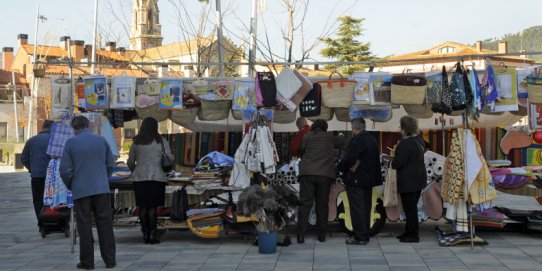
60 116 116 270
338 118 381 245
21 120 53 229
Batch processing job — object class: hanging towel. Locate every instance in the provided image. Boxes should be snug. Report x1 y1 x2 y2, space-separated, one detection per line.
442 129 465 204
101 118 119 158
43 158 73 208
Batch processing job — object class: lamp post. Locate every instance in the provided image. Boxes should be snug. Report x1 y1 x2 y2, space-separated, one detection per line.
199 0 225 77
27 4 47 140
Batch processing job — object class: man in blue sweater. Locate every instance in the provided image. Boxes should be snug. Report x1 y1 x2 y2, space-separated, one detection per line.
60 116 116 270
21 120 53 230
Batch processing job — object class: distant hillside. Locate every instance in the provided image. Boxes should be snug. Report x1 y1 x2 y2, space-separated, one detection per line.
480 25 542 62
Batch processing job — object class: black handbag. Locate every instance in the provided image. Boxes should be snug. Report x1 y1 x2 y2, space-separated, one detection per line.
160 138 173 172
449 62 470 111
170 187 189 221
430 66 453 115
299 83 322 117
257 72 278 107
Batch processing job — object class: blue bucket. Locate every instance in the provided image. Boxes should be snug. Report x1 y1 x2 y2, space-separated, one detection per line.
258 231 277 254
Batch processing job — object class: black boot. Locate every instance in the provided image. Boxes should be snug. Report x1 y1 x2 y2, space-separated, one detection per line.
317 231 326 242
139 207 150 244
148 208 160 244
297 234 304 244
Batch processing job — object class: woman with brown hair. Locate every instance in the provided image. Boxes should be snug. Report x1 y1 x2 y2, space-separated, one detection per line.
128 117 173 244
391 116 427 243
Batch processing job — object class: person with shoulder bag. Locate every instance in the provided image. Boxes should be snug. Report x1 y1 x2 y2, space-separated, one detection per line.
127 117 173 244
391 116 428 243
338 118 382 245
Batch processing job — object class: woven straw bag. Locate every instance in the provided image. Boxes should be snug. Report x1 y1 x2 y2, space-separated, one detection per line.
510 105 528 116
403 104 433 119
170 108 199 125
317 72 356 108
192 79 209 95
135 103 170 122
391 73 427 105
198 99 231 121
334 108 351 122
528 75 542 104
308 106 333 121
273 105 296 124
231 109 244 120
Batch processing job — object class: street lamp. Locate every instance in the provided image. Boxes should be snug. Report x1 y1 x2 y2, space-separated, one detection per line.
199 0 225 77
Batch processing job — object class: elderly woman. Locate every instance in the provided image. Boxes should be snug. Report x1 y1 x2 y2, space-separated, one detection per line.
128 117 173 244
297 119 344 243
391 116 427 243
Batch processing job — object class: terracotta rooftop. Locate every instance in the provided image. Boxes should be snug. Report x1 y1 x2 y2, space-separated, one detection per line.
21 44 67 58
22 44 137 62
45 65 149 77
0 69 28 85
384 41 534 66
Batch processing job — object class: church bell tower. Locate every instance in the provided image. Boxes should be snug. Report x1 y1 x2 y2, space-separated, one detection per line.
130 0 163 50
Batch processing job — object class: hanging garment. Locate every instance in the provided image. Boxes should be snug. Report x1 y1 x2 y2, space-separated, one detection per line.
428 66 453 115
481 63 499 110
101 118 119 158
107 109 124 128
47 121 75 157
43 158 73 208
468 130 497 206
468 68 482 120
442 129 465 204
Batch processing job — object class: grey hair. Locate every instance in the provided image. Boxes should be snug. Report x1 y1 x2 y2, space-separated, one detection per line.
400 115 418 136
351 118 366 132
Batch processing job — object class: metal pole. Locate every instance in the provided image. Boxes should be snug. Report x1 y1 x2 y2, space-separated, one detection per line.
11 71 19 143
27 3 39 140
248 0 258 76
215 0 225 77
67 38 74 113
91 0 99 74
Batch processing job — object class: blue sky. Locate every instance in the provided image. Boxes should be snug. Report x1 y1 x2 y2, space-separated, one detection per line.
1 0 541 61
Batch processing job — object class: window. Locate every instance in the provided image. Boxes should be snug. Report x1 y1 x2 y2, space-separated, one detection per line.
0 122 7 142
438 46 456 54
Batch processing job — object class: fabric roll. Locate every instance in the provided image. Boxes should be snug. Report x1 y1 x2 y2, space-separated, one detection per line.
433 162 444 176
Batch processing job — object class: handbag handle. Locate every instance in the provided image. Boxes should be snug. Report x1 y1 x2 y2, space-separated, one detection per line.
327 71 346 88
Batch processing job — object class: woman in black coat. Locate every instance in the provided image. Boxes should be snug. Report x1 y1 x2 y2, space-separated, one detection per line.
391 116 427 243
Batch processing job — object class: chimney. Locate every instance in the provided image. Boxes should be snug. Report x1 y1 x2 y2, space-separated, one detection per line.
2 47 14 70
59 36 70 50
475 40 482 52
498 41 508 54
158 64 168 77
105 42 116 52
84 44 92 57
70 40 85 62
18 33 28 46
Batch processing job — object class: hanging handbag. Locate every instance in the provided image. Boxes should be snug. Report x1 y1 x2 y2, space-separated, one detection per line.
141 78 161 96
198 99 232 121
170 186 189 221
391 71 427 105
160 138 173 172
300 83 322 117
273 104 296 124
256 71 277 107
192 79 209 96
275 67 303 100
449 62 470 111
317 71 357 108
307 106 333 121
213 80 234 100
429 66 452 115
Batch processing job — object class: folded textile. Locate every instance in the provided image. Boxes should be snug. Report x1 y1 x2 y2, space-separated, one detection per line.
186 208 222 217
492 175 531 189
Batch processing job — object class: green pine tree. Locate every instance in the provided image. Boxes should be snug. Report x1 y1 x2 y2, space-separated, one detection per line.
320 16 373 74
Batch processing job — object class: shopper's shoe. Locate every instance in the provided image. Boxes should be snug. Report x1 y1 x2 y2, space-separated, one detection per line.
105 262 116 269
142 230 150 244
149 230 161 244
399 236 419 243
396 233 406 239
297 234 304 244
345 236 367 245
76 263 94 270
317 232 326 242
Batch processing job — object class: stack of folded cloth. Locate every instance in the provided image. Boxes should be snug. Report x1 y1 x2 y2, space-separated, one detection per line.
186 208 224 227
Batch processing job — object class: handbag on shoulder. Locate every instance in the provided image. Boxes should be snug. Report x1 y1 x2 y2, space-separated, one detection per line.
160 138 173 172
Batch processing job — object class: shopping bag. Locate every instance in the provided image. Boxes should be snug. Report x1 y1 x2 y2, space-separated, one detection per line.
449 62 470 111
141 78 161 96
110 76 136 109
275 67 303 100
232 79 256 111
317 72 356 108
383 166 399 207
428 66 452 115
300 83 322 117
391 72 426 105
213 80 234 100
170 187 189 222
256 72 277 107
